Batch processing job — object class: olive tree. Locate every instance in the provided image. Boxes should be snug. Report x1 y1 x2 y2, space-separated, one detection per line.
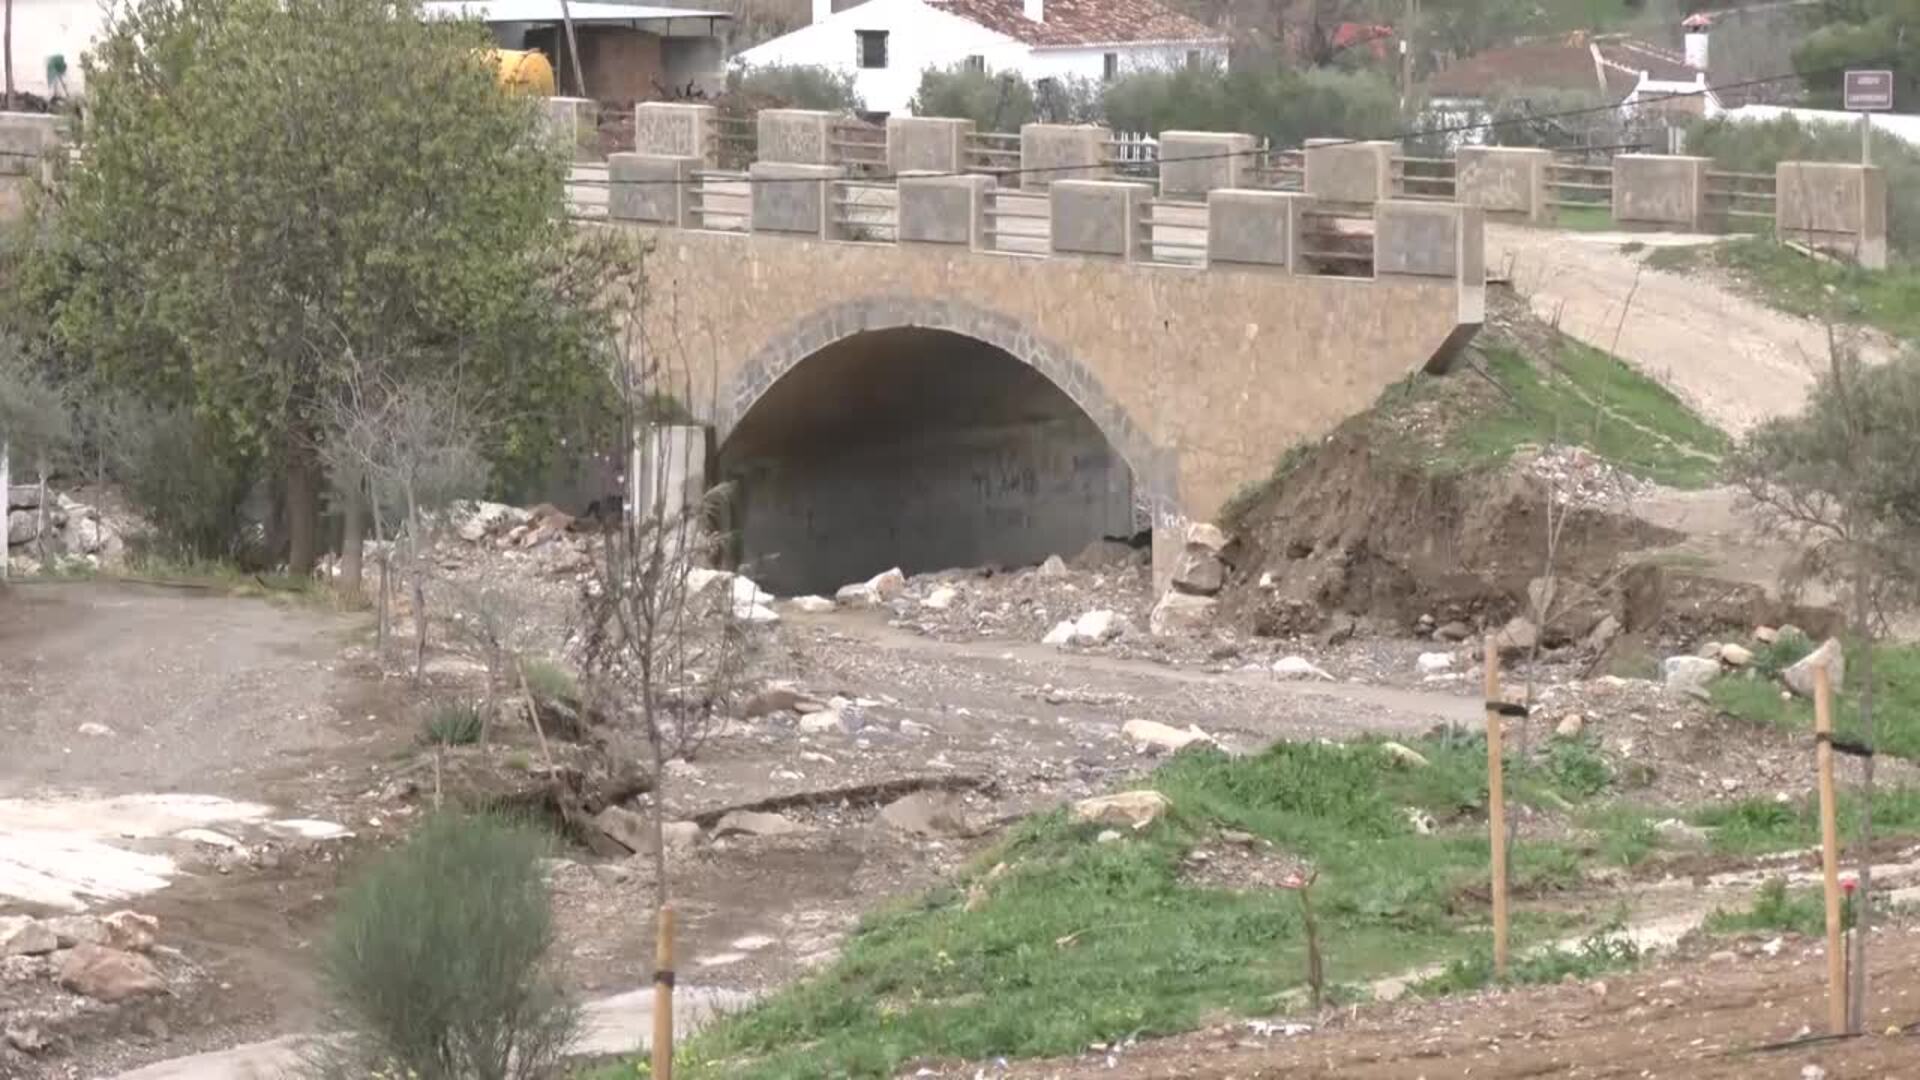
28 0 613 582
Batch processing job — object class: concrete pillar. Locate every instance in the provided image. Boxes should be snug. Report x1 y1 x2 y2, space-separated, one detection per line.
631 424 712 532
1776 161 1888 270
0 112 64 223
608 153 698 227
633 102 717 165
1455 146 1552 224
748 161 842 237
546 96 600 162
1019 123 1111 189
757 109 837 165
1205 189 1306 272
887 116 974 173
1375 200 1487 366
1048 179 1151 260
1157 131 1257 200
898 173 992 248
1303 139 1397 204
1611 154 1711 231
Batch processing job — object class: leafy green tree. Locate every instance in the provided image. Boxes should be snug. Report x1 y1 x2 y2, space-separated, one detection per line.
1793 0 1920 109
27 0 616 577
725 62 863 111
909 65 1037 131
1102 63 1400 143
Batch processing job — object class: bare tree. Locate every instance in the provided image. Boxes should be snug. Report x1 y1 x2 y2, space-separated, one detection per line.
576 254 754 1079
1731 329 1920 1033
322 365 490 681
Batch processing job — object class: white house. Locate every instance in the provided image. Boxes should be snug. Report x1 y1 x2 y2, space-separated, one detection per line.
7 0 120 98
735 0 1228 117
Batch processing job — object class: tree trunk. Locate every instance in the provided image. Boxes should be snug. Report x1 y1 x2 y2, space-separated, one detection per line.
285 434 320 576
338 479 366 598
405 482 426 684
1846 560 1877 1033
1 441 10 583
371 501 389 653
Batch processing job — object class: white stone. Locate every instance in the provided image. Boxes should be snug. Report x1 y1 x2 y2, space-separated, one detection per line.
1122 719 1214 754
713 810 804 838
1661 655 1720 696
1415 652 1454 675
865 567 906 599
1037 554 1069 577
923 585 959 611
1555 713 1586 739
452 500 528 543
0 917 56 957
1070 609 1131 645
798 710 845 735
1784 638 1845 699
1186 522 1229 553
1378 741 1430 768
77 722 114 737
685 567 731 597
790 594 836 614
1271 656 1333 681
1753 625 1779 644
1042 620 1076 647
729 575 775 619
1072 790 1171 830
1720 643 1754 668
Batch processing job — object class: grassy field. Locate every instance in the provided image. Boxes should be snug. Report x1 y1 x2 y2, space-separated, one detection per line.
613 735 1624 1079
1645 237 1920 342
1428 340 1729 488
1708 641 1920 761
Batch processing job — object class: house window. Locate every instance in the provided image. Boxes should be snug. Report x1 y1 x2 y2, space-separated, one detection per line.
1102 51 1119 81
857 29 888 69
964 54 986 73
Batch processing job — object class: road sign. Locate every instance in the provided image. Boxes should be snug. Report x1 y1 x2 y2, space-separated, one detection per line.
1844 69 1895 111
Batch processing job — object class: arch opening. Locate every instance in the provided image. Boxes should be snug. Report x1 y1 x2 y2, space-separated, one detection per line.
719 327 1138 597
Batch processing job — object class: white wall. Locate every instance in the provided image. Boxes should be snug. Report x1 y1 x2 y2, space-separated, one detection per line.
1723 104 1920 149
9 0 118 96
1024 42 1223 84
737 0 1024 115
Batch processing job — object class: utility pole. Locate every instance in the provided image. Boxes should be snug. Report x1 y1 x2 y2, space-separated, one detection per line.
557 0 587 100
5 0 15 110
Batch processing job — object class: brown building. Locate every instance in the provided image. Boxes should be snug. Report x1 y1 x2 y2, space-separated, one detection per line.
426 0 732 101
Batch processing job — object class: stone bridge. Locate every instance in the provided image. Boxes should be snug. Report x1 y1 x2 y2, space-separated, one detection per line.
612 108 1486 594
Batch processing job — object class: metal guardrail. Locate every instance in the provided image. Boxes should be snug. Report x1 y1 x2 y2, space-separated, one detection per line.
1545 160 1614 210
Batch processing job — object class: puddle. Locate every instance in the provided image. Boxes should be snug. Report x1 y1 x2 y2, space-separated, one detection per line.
0 793 344 911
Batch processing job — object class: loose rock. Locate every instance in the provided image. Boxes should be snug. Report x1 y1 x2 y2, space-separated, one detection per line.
58 945 167 1003
1171 550 1226 596
1378 741 1430 768
1720 643 1754 668
1072 790 1171 830
922 585 959 611
1753 625 1778 644
1149 590 1214 637
103 911 159 953
1784 638 1845 699
0 917 56 957
1555 713 1586 739
594 806 654 854
1122 719 1214 754
1186 522 1229 553
1434 620 1472 643
798 710 846 735
1069 609 1130 645
878 792 970 837
1042 620 1076 647
1653 818 1712 850
1037 554 1070 578
790 595 836 614
714 810 804 838
1415 652 1454 675
1661 655 1720 697
1492 616 1538 659
1271 656 1333 681
44 915 109 948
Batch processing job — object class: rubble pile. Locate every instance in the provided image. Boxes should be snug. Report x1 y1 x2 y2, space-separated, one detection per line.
5 485 129 573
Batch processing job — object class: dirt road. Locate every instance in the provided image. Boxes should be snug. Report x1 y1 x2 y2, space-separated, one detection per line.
1488 226 1893 435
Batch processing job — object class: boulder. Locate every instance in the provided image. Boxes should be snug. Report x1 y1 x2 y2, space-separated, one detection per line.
1272 656 1333 681
452 500 528 542
866 567 907 600
1378 741 1430 768
6 510 36 545
1186 522 1229 553
790 595 836 614
103 911 159 954
713 810 804 838
594 805 653 854
1584 614 1622 652
1042 620 1077 647
729 576 776 620
1122 719 1214 754
1720 643 1754 668
1037 554 1070 578
798 710 845 735
1492 616 1538 659
1415 652 1454 675
834 568 905 607
685 567 732 597
878 792 970 837
1662 655 1720 697
1753 625 1779 644
923 585 959 611
1434 620 1473 643
58 945 166 1003
1070 609 1131 645
6 484 39 510
44 915 109 948
1785 638 1845 699
1071 790 1171 831
0 917 56 957
1171 550 1226 596
1148 591 1214 637
1555 713 1586 739
1696 641 1724 660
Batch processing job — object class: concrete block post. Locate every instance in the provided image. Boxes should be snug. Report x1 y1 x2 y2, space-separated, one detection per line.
1611 154 1711 231
1019 123 1111 190
0 112 65 223
1205 189 1307 272
898 173 993 248
757 109 837 165
633 102 718 166
631 424 713 539
1455 146 1552 224
748 161 843 238
1375 200 1487 369
887 116 975 174
1157 131 1257 200
1776 161 1889 270
1304 139 1397 204
546 97 601 162
608 153 698 227
1048 179 1151 260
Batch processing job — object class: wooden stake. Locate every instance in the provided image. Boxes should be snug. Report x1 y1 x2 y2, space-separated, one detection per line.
1815 663 1847 1035
653 904 676 1080
1484 635 1510 978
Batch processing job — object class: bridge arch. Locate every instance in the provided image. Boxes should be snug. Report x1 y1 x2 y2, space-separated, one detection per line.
714 296 1180 596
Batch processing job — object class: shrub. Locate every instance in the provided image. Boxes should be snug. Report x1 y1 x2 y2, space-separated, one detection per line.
1705 877 1828 937
422 701 484 747
1751 628 1814 679
319 814 577 1080
725 63 862 112
908 65 1036 132
96 397 255 562
519 657 578 705
1102 64 1400 147
1544 736 1612 799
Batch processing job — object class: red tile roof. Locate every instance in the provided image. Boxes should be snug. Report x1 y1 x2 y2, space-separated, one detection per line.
1425 34 1701 102
925 0 1226 47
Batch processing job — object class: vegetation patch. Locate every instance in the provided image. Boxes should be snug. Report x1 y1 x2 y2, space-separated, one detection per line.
1408 924 1641 998
1708 642 1920 761
638 737 1618 1079
1704 878 1829 938
1645 237 1920 342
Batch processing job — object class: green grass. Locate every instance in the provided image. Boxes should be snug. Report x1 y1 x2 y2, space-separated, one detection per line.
1552 204 1616 232
519 657 578 704
1689 789 1920 856
636 737 1613 1079
422 700 484 746
1704 878 1829 938
1709 642 1920 761
1409 924 1641 997
1447 343 1731 488
1645 236 1920 342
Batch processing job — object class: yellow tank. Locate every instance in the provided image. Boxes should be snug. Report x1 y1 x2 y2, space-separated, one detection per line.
488 49 556 96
